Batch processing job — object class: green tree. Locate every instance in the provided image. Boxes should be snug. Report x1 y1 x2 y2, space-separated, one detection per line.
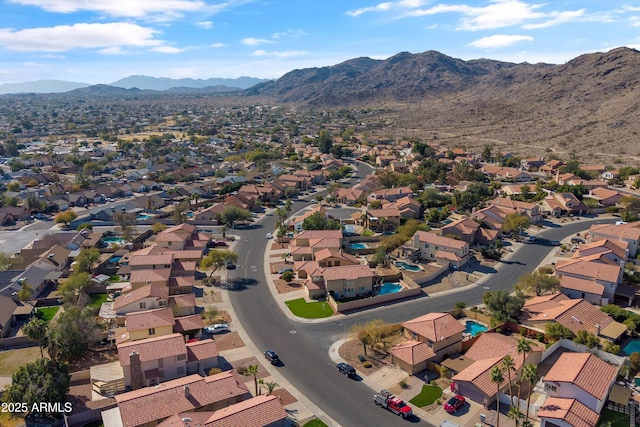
507 406 524 427
46 306 99 362
172 201 189 224
281 270 294 283
55 211 78 227
113 211 136 241
501 354 516 406
317 131 333 154
17 281 32 302
26 193 47 214
503 212 530 240
544 323 575 342
242 364 259 395
302 212 342 230
0 252 20 271
151 222 168 234
58 272 91 305
490 365 505 427
482 145 493 162
573 330 600 348
521 364 538 426
75 248 100 273
262 381 279 396
200 249 238 276
22 318 48 358
516 337 531 388
2 358 70 415
483 290 525 323
517 271 560 296
218 206 252 228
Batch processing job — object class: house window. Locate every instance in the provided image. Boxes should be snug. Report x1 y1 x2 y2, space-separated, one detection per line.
424 244 429 248
411 332 417 340
545 383 557 393
148 328 156 335
335 261 340 266
177 354 186 361
139 302 146 309
159 300 166 306
430 253 434 258
435 246 439 250
427 340 434 348
168 241 172 246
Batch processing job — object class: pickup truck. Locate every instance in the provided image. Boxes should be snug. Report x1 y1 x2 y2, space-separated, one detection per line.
373 390 412 418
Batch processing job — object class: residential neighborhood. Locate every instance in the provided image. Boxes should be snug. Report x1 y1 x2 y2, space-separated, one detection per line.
1 100 640 427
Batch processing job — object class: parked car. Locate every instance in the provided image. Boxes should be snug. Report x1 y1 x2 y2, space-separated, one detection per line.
266 233 273 239
264 350 280 364
278 267 293 274
213 241 228 247
444 395 465 414
337 362 356 378
571 237 586 244
204 324 229 334
225 262 236 269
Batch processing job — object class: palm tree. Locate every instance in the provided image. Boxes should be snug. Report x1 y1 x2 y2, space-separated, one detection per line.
490 365 505 427
516 337 531 400
501 354 516 407
521 364 539 427
507 406 524 427
22 317 48 358
243 365 259 396
262 381 279 396
220 225 228 239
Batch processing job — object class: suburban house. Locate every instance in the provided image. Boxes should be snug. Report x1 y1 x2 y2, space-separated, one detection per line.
289 230 343 262
405 231 469 269
518 294 627 343
368 186 414 203
537 397 599 427
117 333 220 389
320 264 375 300
364 208 401 233
541 352 618 414
102 372 251 427
554 258 622 302
154 223 209 252
112 283 170 317
157 395 288 427
389 312 465 374
0 295 17 338
588 187 624 207
441 217 497 246
382 196 423 220
589 221 640 258
488 197 542 224
542 193 590 217
451 333 544 406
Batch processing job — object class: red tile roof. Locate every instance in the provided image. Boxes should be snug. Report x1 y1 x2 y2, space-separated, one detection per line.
117 333 186 366
402 312 464 342
544 352 618 400
389 340 436 365
114 372 249 427
113 283 169 310
173 314 205 332
537 397 599 427
204 395 287 427
559 276 605 296
126 307 175 332
413 231 467 250
322 264 373 281
186 338 219 362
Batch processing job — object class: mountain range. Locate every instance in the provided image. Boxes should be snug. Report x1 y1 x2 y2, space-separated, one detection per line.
0 75 270 94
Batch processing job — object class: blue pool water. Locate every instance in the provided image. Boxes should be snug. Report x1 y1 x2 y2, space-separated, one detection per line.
103 236 126 246
349 243 369 249
395 261 421 272
109 256 122 263
136 214 154 220
465 320 488 336
380 282 403 294
623 340 640 355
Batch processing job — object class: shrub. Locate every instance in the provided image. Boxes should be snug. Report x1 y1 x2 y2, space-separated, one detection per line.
358 354 366 362
281 270 295 283
208 367 222 375
538 266 554 274
399 380 408 389
363 361 372 368
430 380 437 386
436 399 442 405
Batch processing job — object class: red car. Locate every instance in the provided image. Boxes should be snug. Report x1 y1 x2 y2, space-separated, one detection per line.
444 395 465 414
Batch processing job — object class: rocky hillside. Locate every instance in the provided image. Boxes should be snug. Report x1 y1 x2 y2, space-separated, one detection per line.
247 47 640 160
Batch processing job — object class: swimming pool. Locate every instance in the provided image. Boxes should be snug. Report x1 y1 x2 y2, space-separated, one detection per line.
464 320 488 336
136 214 154 220
380 282 403 294
395 261 421 272
623 340 640 355
349 243 369 249
109 256 122 263
103 236 126 246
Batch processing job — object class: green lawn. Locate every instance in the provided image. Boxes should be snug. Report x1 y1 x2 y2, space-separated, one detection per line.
409 385 443 407
87 293 108 309
285 298 334 318
596 409 629 427
302 419 328 427
36 306 59 323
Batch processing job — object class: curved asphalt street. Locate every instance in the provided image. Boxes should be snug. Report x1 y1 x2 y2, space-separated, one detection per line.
227 162 617 426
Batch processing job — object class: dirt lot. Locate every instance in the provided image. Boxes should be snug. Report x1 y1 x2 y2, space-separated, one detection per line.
0 346 45 376
212 331 245 352
203 309 232 325
274 278 304 294
338 337 404 377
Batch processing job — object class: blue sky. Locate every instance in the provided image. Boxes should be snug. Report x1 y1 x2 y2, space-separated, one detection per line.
0 0 638 84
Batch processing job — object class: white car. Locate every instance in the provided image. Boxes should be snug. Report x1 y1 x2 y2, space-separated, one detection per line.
266 233 273 239
205 324 229 334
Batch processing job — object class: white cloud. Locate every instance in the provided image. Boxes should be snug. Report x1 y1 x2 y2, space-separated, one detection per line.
252 50 307 58
349 0 585 31
7 0 214 20
195 21 213 29
523 9 585 29
150 46 184 54
210 42 226 48
0 22 163 52
271 29 307 39
630 16 640 27
98 46 126 55
469 34 533 48
242 37 273 46
347 2 393 17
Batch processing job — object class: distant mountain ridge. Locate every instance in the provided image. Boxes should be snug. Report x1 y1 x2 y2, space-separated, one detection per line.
0 75 270 94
